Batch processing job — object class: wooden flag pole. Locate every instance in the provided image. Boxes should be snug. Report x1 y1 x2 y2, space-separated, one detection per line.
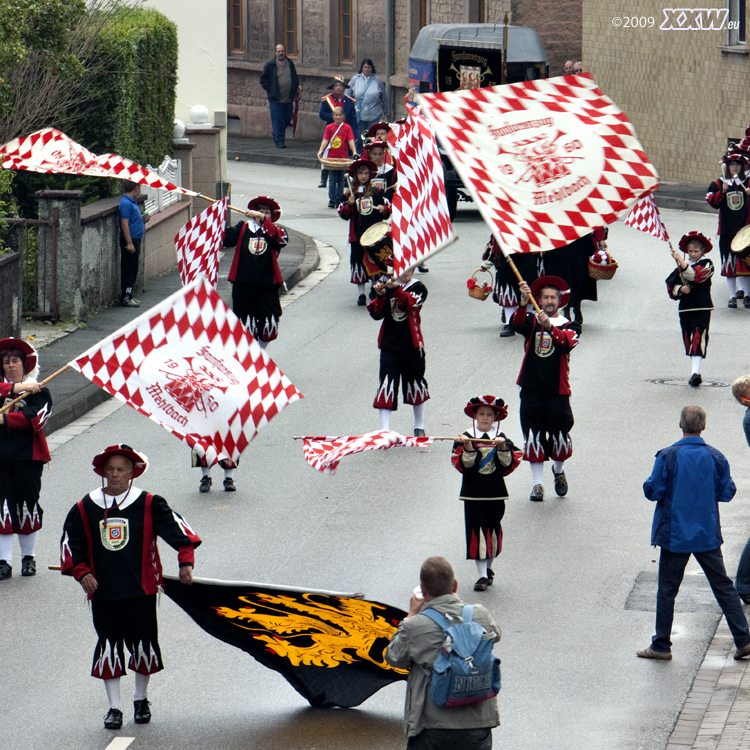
292 436 494 442
196 193 248 214
501 14 509 85
0 364 70 415
504 255 543 314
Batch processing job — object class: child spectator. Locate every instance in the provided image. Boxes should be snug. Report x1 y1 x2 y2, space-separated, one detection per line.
317 107 356 209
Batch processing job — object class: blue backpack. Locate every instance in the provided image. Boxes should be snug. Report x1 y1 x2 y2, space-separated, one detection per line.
422 604 501 707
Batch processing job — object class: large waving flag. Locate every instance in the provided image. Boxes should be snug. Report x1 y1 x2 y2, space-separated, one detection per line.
175 198 228 287
0 128 198 195
418 75 659 255
302 430 433 475
164 576 407 708
69 278 302 465
391 112 454 276
624 193 670 242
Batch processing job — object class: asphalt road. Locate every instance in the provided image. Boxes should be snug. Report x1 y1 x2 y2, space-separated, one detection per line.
3 162 750 750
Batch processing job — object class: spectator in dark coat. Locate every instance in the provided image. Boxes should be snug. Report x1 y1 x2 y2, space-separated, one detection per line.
260 44 300 149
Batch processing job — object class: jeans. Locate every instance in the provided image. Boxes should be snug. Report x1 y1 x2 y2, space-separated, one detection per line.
652 547 750 652
269 100 293 145
328 169 345 204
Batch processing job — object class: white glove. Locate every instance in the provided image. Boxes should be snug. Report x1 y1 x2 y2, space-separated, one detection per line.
481 259 494 270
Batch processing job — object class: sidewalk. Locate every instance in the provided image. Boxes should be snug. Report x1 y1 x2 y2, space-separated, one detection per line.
228 133 320 170
26 227 319 436
655 183 713 214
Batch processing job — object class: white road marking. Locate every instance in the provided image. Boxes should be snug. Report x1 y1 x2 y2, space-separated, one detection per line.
104 738 135 750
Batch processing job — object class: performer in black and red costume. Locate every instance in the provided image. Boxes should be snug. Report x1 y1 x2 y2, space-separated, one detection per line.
706 149 750 307
339 158 391 305
364 139 397 192
0 338 52 581
365 122 393 164
511 276 580 502
368 269 429 436
60 444 201 730
666 231 714 387
225 196 288 348
481 236 544 338
452 396 521 592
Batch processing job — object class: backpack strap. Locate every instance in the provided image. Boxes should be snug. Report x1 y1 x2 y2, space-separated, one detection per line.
422 608 451 631
461 604 474 624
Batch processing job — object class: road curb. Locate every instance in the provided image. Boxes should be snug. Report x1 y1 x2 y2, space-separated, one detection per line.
654 195 714 215
228 149 319 170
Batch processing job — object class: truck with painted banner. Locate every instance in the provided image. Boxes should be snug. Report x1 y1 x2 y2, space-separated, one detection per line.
408 23 549 219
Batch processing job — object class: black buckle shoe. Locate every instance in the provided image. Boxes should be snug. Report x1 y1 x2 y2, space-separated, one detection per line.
21 556 36 577
414 428 426 437
729 297 738 308
553 470 568 497
104 707 123 729
0 560 11 580
357 294 367 306
223 477 236 492
689 373 702 387
487 568 495 586
473 577 489 592
499 324 515 338
199 476 212 493
134 699 151 724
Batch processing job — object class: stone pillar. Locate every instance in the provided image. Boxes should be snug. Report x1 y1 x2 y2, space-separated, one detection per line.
36 190 84 320
185 128 221 200
173 140 196 216
0 249 22 338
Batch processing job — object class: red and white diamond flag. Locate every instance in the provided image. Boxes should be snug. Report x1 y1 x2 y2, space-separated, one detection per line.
302 430 433 476
391 112 454 276
0 128 197 195
175 198 227 287
624 193 670 242
417 75 660 254
69 278 302 465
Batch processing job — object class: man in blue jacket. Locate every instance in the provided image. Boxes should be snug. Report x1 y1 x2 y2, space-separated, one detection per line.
638 405 750 660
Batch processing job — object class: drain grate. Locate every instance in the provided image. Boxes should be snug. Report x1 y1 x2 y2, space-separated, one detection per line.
648 378 728 388
625 571 722 613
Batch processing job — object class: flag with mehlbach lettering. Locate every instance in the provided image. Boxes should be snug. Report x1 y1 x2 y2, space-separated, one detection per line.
0 128 197 194
175 198 228 287
417 75 660 254
163 576 407 708
68 278 302 465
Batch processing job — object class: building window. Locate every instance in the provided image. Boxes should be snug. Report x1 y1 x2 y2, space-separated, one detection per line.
728 0 747 44
340 0 353 63
284 0 298 56
478 0 486 22
228 0 243 54
420 0 429 28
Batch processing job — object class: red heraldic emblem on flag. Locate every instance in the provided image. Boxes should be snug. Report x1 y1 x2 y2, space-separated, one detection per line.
175 198 228 287
302 430 434 475
68 278 302 465
624 193 670 242
417 75 660 254
0 128 197 195
391 112 454 276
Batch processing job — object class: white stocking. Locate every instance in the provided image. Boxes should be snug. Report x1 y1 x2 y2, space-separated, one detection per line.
104 677 122 710
258 340 268 350
727 277 738 297
503 306 516 325
412 402 425 430
134 673 150 701
739 277 750 295
0 534 13 563
487 556 495 572
691 355 703 375
223 468 235 479
18 531 38 558
475 559 488 578
553 460 565 474
357 283 366 295
201 466 210 478
530 462 544 486
379 408 391 431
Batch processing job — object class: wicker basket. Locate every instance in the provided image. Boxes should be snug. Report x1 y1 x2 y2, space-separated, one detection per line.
467 268 494 301
319 157 354 170
588 256 619 280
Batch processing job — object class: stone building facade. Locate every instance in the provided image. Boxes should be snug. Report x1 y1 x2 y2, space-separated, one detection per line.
583 1 749 184
227 0 582 140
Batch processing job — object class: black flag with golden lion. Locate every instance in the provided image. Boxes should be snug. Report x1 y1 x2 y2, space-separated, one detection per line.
163 576 408 708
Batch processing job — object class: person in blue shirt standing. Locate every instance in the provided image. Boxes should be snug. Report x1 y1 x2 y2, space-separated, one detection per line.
637 405 750 660
118 180 149 308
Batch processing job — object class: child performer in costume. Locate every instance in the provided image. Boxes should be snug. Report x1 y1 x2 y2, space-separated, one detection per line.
366 122 393 164
452 396 521 591
317 106 356 208
364 139 397 192
666 232 714 387
339 158 391 306
368 269 429 435
224 196 288 348
706 150 750 307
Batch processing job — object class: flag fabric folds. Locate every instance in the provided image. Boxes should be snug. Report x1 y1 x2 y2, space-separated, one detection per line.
175 198 228 287
302 430 434 475
624 194 670 242
0 128 197 195
391 112 454 276
417 75 660 255
69 278 302 465
163 576 407 708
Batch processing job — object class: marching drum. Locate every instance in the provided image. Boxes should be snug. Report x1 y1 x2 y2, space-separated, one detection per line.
731 225 750 258
360 222 393 266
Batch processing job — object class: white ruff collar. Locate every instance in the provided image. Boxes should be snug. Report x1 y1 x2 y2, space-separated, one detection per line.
89 486 143 511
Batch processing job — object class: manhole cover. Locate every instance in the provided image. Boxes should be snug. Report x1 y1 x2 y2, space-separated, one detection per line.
625 571 722 613
648 378 728 388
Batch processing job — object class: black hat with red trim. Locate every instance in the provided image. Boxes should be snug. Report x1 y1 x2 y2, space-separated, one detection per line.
348 158 377 178
530 275 571 309
247 196 282 223
464 395 508 421
364 138 388 152
93 444 149 478
0 337 39 379
723 150 749 165
678 231 712 253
